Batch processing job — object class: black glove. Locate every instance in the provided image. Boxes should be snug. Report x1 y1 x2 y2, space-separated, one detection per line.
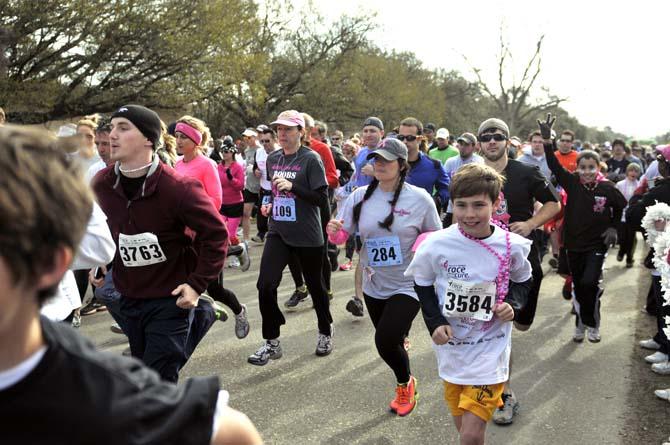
537 113 557 140
226 168 233 181
601 227 617 247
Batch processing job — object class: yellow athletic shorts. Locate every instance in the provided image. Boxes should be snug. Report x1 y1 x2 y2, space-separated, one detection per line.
444 381 505 422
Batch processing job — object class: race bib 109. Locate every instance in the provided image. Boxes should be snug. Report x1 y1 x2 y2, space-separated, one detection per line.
443 279 496 321
366 236 403 267
118 232 167 267
272 196 296 222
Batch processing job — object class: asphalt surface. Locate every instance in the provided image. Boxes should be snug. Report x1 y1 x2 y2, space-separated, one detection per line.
79 236 670 444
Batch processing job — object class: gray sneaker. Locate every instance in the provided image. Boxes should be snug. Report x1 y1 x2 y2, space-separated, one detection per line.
235 304 250 339
315 327 334 356
587 327 601 343
239 241 251 272
492 392 519 425
248 340 282 366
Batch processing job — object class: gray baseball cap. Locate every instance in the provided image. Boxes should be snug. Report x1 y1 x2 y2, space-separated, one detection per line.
478 118 510 138
457 132 477 145
363 116 384 131
367 138 408 161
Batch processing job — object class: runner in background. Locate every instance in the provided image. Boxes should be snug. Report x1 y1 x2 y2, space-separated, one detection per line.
253 125 279 243
248 110 334 365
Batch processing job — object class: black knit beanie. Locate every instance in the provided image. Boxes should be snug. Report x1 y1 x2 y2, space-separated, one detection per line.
111 105 162 149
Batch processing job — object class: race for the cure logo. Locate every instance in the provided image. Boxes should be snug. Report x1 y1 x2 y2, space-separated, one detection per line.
593 196 607 213
442 261 469 279
393 208 411 216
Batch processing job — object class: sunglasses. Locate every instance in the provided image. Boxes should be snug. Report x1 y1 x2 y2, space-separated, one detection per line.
260 139 272 144
396 135 418 142
478 134 507 143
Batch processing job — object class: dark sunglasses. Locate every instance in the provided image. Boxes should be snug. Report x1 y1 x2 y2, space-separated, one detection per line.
396 135 418 142
479 133 507 143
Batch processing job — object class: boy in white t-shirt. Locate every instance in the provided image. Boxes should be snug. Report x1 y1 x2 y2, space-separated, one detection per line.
405 163 533 444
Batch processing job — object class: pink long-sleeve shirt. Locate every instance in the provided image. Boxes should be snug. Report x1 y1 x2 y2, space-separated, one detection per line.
218 161 245 205
175 154 223 210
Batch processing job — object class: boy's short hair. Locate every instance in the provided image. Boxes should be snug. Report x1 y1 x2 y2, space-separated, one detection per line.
0 125 93 304
450 163 505 203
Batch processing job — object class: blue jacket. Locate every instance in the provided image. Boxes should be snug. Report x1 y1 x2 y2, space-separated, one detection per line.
406 152 450 205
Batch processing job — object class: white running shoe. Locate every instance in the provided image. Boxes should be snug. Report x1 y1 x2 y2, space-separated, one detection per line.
228 256 240 268
645 351 669 364
654 388 670 401
652 361 670 375
573 325 585 343
639 338 661 350
587 327 601 343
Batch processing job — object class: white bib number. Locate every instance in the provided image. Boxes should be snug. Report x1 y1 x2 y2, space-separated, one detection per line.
366 236 403 267
273 196 296 221
118 232 167 267
443 279 496 321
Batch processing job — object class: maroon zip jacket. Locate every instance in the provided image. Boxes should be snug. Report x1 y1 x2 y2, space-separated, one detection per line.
92 157 227 299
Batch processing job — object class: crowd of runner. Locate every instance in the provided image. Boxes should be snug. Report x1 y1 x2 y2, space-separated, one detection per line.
2 102 670 444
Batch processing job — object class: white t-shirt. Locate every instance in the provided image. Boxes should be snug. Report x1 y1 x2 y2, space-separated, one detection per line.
337 183 441 300
405 224 532 385
256 145 279 191
85 159 107 184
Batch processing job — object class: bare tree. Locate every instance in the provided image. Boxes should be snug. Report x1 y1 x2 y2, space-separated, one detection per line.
462 29 567 136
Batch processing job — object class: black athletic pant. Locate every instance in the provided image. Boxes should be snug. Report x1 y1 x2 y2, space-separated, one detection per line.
73 268 90 302
345 233 356 261
288 201 332 291
364 293 420 384
207 279 242 315
617 221 637 262
257 233 332 339
515 230 543 326
651 275 670 354
567 246 606 328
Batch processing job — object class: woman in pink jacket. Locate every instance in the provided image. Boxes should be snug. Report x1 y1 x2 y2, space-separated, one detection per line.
175 116 250 339
218 143 246 255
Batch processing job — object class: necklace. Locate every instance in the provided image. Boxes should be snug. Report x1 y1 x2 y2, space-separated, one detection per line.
119 161 152 174
458 224 512 327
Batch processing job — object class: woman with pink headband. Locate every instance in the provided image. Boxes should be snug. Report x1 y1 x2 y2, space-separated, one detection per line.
174 115 250 339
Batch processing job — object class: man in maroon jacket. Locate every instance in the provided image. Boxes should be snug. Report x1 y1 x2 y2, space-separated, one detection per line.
93 105 228 382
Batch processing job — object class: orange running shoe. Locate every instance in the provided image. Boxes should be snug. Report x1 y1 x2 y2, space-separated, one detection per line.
389 376 418 416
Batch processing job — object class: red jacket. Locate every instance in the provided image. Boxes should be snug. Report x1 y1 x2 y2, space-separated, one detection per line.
308 138 339 189
92 158 228 298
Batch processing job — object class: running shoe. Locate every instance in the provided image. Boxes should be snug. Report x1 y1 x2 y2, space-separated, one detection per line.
345 297 364 317
248 340 282 366
645 351 669 364
81 301 106 315
315 328 333 356
626 259 634 268
239 241 251 272
616 253 624 262
390 376 418 416
339 260 353 271
587 327 601 343
652 361 670 375
228 256 240 268
110 323 124 335
285 287 309 308
492 392 519 425
228 244 243 257
235 304 250 339
654 388 670 401
573 325 585 343
71 311 81 328
251 235 264 244
202 297 228 322
639 338 661 350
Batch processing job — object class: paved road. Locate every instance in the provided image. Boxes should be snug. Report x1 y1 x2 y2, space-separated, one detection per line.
80 238 670 444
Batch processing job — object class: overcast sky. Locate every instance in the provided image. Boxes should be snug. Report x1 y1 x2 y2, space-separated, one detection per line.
306 0 669 140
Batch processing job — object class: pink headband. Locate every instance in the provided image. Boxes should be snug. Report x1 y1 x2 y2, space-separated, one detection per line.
175 122 203 146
